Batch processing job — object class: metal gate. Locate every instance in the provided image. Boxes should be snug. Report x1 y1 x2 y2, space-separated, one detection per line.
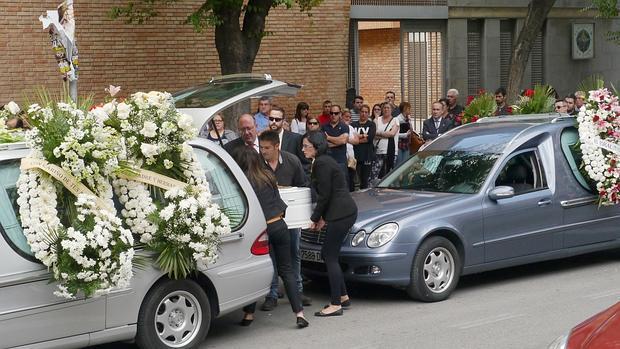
401 25 444 133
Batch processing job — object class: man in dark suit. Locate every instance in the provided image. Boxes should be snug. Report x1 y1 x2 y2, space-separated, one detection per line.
223 113 259 155
269 106 304 161
422 101 453 141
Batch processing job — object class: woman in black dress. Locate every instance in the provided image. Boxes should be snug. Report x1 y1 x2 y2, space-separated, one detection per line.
301 131 358 317
231 147 309 328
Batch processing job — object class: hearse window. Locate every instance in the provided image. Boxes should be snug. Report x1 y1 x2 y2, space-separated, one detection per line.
495 151 547 195
193 148 248 231
0 160 36 260
560 127 595 192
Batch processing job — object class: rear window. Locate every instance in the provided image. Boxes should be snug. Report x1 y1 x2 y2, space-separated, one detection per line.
174 80 271 108
560 127 596 192
0 160 35 260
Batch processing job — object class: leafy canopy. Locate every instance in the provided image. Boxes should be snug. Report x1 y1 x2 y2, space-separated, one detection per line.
110 0 323 32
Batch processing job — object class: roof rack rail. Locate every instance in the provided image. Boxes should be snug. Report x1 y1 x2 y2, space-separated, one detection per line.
209 73 273 83
476 113 574 124
0 141 29 151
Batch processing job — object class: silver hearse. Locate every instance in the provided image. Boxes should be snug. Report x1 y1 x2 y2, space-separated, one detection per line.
301 114 620 302
0 74 301 349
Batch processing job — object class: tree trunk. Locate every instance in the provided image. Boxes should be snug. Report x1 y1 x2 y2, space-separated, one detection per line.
214 0 273 75
506 0 556 103
213 0 274 126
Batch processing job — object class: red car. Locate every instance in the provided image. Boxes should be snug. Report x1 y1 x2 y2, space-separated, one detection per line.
549 302 620 349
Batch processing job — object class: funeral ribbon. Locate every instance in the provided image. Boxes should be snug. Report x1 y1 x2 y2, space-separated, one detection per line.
591 138 620 155
116 168 188 191
20 158 114 212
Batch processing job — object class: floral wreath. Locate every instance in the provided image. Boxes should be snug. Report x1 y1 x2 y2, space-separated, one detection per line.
577 88 620 205
92 91 230 279
17 100 133 298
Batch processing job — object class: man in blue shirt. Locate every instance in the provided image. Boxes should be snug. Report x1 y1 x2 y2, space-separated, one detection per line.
254 96 271 133
322 105 349 184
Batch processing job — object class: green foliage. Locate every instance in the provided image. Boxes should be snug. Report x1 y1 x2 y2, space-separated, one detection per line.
512 85 556 114
587 0 619 18
460 91 497 123
577 74 619 96
578 74 606 93
585 1 620 46
110 0 322 33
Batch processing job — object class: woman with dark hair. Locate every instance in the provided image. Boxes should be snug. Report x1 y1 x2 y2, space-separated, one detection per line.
291 102 310 135
301 131 358 317
371 103 382 121
232 147 309 328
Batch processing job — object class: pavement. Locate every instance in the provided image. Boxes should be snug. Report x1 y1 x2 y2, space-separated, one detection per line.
94 248 620 349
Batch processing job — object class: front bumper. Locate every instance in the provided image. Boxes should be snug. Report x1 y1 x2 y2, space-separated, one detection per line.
300 237 416 287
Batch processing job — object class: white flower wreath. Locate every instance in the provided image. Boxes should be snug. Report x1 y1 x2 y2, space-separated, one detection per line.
17 100 134 298
96 91 230 278
577 88 620 205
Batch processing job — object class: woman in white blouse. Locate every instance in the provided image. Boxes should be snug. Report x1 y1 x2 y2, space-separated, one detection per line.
291 102 309 135
372 103 399 180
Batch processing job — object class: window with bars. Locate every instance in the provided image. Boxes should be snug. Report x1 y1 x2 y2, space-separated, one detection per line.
531 31 544 86
351 0 446 5
402 31 443 132
467 20 483 96
500 19 515 89
348 20 358 90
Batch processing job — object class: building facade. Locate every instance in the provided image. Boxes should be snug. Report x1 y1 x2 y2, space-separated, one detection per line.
2 1 620 125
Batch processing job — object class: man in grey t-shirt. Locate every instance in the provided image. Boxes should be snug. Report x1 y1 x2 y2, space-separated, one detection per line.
258 130 311 310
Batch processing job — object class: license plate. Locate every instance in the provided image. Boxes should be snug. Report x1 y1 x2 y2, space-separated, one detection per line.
300 249 323 263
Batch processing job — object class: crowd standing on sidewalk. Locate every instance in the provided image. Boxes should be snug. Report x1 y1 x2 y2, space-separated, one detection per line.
203 84 586 328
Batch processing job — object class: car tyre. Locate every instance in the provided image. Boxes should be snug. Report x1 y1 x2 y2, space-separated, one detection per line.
407 236 461 302
136 279 211 349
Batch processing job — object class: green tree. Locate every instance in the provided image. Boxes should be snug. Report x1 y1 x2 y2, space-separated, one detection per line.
588 0 620 44
110 0 322 74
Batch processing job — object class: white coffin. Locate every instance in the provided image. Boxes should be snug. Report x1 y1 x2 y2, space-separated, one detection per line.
278 186 313 229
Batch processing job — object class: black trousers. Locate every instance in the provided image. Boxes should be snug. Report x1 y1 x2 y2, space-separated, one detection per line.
356 161 372 189
322 212 357 305
243 219 303 314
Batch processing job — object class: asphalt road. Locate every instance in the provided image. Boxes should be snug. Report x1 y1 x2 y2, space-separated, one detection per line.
95 249 620 349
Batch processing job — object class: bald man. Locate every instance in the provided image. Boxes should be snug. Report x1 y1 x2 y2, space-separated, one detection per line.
224 113 260 154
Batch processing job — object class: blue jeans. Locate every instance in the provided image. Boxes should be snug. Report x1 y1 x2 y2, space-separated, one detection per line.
268 228 303 298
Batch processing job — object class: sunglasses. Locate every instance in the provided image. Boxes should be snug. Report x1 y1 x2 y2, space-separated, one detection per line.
269 117 283 122
308 121 319 125
330 111 341 115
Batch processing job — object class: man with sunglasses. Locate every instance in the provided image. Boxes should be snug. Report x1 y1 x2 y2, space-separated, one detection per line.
269 106 304 161
322 105 350 183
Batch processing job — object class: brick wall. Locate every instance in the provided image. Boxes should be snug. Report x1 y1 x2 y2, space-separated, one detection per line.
358 27 402 108
0 0 350 124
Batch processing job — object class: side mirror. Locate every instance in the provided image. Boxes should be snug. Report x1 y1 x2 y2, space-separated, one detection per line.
489 186 514 200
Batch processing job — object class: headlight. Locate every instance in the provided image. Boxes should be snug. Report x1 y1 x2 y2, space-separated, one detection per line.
367 223 399 248
547 334 568 349
351 230 366 247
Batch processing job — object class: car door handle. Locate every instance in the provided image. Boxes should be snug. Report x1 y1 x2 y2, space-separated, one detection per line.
538 199 552 207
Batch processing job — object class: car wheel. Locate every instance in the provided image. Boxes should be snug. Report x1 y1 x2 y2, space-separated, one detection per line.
407 236 461 302
136 279 211 349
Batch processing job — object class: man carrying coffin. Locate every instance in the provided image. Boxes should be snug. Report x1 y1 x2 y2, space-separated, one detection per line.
258 130 312 311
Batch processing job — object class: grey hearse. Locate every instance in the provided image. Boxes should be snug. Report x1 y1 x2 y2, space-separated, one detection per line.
301 114 620 302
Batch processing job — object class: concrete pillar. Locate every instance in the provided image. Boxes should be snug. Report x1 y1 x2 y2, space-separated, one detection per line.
446 19 468 97
482 19 501 92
